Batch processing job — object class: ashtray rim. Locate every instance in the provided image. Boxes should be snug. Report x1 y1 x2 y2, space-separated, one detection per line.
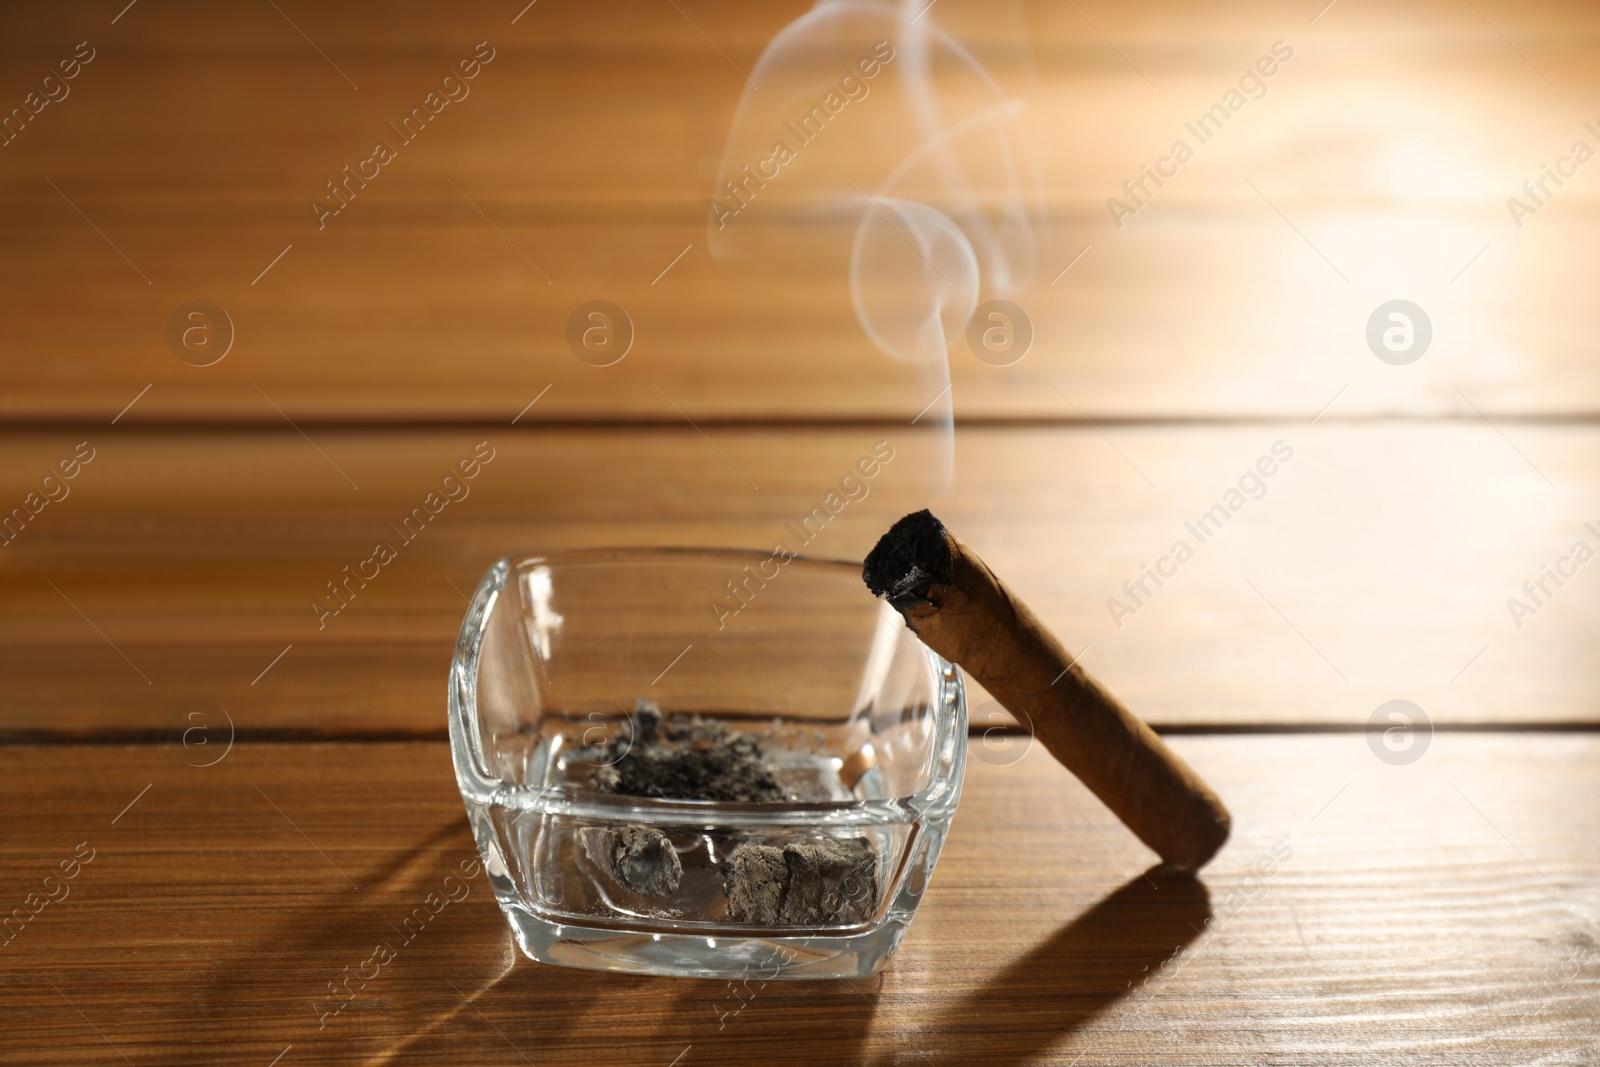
447 547 966 824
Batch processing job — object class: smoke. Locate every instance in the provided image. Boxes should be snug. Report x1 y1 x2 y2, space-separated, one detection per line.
708 0 1043 479
850 195 980 365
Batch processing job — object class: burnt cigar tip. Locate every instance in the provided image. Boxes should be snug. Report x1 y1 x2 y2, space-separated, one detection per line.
862 509 953 602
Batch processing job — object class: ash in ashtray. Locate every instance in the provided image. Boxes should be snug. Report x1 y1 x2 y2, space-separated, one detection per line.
725 838 878 926
593 704 791 804
581 702 879 924
579 824 682 897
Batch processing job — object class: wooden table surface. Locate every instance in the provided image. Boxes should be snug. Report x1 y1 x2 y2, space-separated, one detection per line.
2 1 1597 1064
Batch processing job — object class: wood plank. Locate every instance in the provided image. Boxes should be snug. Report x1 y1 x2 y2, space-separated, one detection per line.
3 423 1598 734
0 736 1595 1065
3 2 1599 421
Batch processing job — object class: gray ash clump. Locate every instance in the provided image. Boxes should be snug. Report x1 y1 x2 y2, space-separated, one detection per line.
594 705 790 804
724 838 878 926
579 824 682 898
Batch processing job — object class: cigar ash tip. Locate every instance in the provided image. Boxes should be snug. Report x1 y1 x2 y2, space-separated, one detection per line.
862 509 954 607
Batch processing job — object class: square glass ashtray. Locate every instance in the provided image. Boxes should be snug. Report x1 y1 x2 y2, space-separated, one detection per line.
448 549 966 979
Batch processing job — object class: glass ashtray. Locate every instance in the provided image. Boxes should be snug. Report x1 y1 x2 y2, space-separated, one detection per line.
448 549 966 979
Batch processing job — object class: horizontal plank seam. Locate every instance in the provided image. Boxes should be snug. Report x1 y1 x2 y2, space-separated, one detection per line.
7 413 1600 434
4 722 1598 746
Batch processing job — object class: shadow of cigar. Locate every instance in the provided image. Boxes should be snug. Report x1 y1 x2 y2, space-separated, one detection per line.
879 867 1211 1067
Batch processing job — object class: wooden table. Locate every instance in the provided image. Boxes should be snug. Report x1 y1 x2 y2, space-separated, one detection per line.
3 2 1597 1064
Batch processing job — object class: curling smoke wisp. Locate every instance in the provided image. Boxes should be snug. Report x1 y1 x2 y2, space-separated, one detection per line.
708 0 1043 478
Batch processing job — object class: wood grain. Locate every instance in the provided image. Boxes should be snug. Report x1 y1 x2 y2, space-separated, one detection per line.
0 736 1595 1066
3 423 1596 734
2 1 1598 422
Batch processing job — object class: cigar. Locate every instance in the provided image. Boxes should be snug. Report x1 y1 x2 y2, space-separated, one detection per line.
862 510 1231 873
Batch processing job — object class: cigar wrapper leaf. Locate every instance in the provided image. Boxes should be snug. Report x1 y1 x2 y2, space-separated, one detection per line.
863 510 1232 873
